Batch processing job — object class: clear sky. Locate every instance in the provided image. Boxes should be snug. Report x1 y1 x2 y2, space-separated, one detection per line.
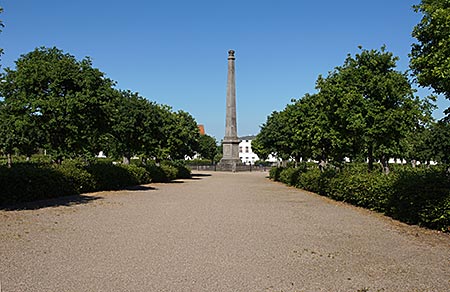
1 1 449 140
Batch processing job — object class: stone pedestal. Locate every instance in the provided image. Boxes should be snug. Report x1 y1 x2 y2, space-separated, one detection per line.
219 50 241 170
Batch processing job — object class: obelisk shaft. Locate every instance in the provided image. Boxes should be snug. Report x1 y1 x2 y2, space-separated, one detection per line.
225 50 237 139
220 50 240 166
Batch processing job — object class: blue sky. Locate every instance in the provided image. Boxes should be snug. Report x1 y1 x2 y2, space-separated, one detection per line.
1 1 449 140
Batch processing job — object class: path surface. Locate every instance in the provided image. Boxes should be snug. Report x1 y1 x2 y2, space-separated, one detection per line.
1 171 449 292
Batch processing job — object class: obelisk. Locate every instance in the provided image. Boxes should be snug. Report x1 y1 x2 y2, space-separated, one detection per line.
220 50 241 169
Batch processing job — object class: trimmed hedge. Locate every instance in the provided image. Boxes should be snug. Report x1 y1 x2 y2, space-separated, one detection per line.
85 163 144 191
0 162 78 205
270 165 450 231
57 160 96 193
0 159 191 206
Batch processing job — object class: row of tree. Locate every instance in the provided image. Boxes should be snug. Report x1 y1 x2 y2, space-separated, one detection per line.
254 0 450 172
0 47 217 166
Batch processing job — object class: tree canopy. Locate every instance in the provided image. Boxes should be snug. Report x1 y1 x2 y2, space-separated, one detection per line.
0 47 115 162
104 90 162 164
197 134 219 163
256 47 431 172
411 0 450 115
0 47 202 165
0 6 4 62
157 107 200 161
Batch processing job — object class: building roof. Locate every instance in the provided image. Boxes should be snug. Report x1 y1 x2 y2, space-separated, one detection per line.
239 135 257 140
198 124 205 135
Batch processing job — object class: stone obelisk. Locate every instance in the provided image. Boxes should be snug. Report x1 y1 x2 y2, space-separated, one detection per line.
220 50 241 169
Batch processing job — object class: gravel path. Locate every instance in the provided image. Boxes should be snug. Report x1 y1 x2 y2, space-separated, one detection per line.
1 171 449 292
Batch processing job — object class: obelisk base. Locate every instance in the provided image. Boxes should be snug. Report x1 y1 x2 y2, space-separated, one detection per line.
219 138 241 171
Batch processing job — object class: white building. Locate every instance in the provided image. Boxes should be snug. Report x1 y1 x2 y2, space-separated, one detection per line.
239 136 258 165
238 135 279 165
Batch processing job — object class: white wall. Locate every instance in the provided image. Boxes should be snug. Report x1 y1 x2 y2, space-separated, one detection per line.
238 138 279 165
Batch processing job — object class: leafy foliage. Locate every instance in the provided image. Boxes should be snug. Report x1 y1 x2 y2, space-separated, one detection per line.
428 120 450 163
411 0 450 115
0 159 191 206
0 6 4 62
0 47 115 161
0 46 202 167
163 160 191 179
0 162 79 205
104 90 162 163
197 134 219 163
388 167 450 230
257 47 430 172
157 107 200 160
271 164 450 231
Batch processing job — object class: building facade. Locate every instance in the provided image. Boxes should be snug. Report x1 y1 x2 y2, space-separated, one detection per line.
238 135 279 165
238 136 258 165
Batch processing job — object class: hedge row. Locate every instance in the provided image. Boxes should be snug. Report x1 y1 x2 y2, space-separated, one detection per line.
270 165 450 231
0 160 191 206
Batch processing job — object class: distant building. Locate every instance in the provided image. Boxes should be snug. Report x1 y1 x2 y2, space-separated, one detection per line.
239 136 258 165
198 124 205 135
238 135 279 165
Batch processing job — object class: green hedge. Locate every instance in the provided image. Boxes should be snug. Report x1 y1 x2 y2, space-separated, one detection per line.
0 159 191 206
57 160 96 193
85 163 144 191
388 168 450 230
269 166 284 182
0 163 78 205
270 165 450 231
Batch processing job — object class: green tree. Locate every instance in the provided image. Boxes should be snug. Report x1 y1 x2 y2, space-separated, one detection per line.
0 100 42 166
251 136 269 161
292 93 334 165
254 109 292 162
254 93 327 165
197 134 218 163
317 47 426 173
410 0 450 115
429 120 450 164
157 107 200 161
257 47 428 173
0 6 4 62
0 47 115 163
105 90 162 164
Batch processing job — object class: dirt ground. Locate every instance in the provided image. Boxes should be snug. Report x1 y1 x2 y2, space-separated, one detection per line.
1 171 449 292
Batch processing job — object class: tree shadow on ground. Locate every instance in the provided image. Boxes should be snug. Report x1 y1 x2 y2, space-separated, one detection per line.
0 184 159 211
0 194 103 211
164 180 185 183
190 173 212 179
124 185 157 191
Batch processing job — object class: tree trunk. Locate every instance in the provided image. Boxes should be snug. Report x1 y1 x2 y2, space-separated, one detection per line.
367 144 374 172
123 155 130 165
381 155 390 175
318 159 327 172
7 153 12 168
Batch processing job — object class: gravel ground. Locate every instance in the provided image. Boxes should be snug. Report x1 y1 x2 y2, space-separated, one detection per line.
1 171 449 292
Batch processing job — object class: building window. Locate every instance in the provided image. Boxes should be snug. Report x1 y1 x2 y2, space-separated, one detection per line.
245 146 249 153
239 146 242 153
